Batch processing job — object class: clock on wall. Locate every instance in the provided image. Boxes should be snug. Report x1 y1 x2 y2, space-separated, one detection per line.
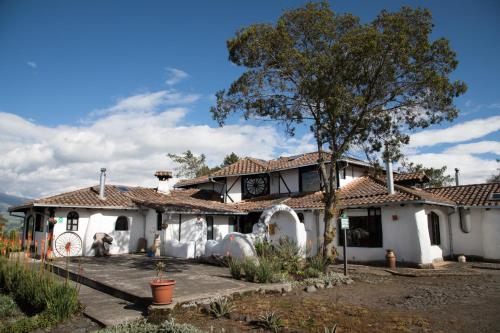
243 175 269 198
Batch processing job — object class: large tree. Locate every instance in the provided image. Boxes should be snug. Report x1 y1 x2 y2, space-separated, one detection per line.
168 151 241 178
211 2 466 259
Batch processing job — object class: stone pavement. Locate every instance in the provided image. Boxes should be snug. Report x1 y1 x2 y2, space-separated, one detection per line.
49 254 289 325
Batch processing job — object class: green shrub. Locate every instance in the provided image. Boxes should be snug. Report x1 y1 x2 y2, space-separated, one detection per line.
303 267 322 278
255 257 278 283
307 255 328 273
241 258 258 282
0 257 81 331
0 294 20 318
273 238 302 274
95 319 206 333
208 297 234 318
228 258 242 280
254 240 273 258
324 324 338 333
257 311 283 333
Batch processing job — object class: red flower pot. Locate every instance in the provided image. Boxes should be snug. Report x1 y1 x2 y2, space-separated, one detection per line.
150 279 176 305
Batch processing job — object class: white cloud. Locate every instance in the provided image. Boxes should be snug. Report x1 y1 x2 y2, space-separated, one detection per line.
409 115 500 148
165 68 189 86
27 61 37 69
406 153 498 185
0 90 311 198
444 141 500 155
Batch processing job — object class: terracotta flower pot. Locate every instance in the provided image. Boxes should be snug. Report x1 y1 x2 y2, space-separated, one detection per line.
150 279 176 305
385 249 396 269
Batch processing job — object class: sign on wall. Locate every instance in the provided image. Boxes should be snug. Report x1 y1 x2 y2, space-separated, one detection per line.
340 214 349 230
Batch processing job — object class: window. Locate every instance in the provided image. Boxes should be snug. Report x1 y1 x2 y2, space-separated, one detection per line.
66 211 79 231
228 216 238 233
34 214 43 232
297 212 305 223
338 208 382 247
427 212 441 245
490 192 500 200
242 175 269 199
206 216 214 240
156 211 163 231
339 167 346 180
115 216 129 231
25 215 34 239
299 166 321 192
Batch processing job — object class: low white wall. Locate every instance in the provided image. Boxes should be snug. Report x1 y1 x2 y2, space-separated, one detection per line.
482 209 500 259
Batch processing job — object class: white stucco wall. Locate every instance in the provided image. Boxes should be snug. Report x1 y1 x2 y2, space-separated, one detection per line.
213 215 230 241
338 165 366 188
226 176 242 202
482 209 500 259
49 208 145 257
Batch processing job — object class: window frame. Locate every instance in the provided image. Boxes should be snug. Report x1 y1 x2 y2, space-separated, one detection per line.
299 165 321 193
241 174 270 199
66 211 79 231
156 211 163 231
427 212 441 245
34 213 43 232
206 216 214 240
115 216 129 231
338 208 383 248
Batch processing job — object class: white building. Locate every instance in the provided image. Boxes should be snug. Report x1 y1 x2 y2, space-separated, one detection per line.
9 152 500 266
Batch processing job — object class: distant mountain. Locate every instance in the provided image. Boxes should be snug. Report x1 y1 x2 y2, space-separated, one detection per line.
0 192 30 212
0 192 30 232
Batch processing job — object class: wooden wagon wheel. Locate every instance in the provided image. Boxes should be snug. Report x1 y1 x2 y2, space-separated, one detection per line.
55 231 82 257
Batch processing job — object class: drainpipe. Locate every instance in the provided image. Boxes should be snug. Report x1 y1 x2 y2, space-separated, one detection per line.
447 208 454 259
385 160 394 195
99 168 106 200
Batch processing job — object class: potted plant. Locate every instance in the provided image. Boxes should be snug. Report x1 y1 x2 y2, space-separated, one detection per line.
150 261 176 305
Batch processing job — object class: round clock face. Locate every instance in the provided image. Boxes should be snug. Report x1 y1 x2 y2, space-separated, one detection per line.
245 176 267 196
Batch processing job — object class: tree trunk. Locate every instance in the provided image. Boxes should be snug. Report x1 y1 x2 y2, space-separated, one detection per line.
321 160 339 261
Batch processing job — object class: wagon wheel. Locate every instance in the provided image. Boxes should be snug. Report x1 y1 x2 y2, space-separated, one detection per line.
55 232 82 257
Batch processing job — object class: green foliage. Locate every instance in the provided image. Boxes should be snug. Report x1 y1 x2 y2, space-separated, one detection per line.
272 238 302 275
324 324 338 333
95 319 206 333
208 297 234 318
398 160 454 187
0 257 81 330
307 255 328 273
211 1 467 258
168 150 209 178
486 159 500 183
241 258 258 282
257 311 283 333
0 294 20 318
254 240 273 258
221 153 240 167
255 257 279 283
228 258 242 280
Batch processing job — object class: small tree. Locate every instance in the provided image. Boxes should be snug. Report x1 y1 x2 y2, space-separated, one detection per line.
398 160 454 187
211 2 466 259
168 150 209 178
222 153 240 167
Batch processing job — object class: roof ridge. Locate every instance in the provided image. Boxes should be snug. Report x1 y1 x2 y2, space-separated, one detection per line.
426 182 500 190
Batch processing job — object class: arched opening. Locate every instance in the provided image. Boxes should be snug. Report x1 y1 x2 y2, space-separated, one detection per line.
115 216 129 231
66 211 79 231
427 211 441 245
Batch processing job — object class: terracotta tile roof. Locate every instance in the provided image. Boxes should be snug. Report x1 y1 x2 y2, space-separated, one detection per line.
425 183 500 207
232 176 455 211
133 188 244 214
202 152 372 179
393 171 429 183
9 185 244 214
174 175 210 188
210 157 268 177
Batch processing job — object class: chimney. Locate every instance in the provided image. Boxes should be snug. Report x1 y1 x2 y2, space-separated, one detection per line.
155 171 173 194
99 168 106 200
455 168 460 186
385 159 394 195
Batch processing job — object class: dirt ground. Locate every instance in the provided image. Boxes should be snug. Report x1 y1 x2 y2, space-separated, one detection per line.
169 263 500 333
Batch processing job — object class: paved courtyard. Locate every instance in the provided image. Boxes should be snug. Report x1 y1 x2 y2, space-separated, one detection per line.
51 254 280 306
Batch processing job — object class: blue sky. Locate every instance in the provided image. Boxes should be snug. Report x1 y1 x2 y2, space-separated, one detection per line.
0 0 499 197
